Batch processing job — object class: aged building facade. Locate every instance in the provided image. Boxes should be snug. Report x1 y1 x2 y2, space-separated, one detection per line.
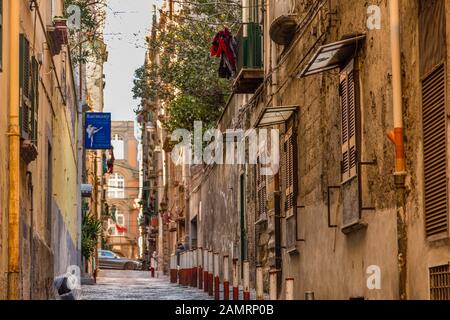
182 0 450 300
0 0 82 299
136 0 450 300
80 0 108 278
104 121 140 259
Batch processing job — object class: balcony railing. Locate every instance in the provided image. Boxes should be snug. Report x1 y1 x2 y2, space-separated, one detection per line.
233 22 264 94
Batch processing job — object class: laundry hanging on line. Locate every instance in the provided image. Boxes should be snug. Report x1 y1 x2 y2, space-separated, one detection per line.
210 28 238 79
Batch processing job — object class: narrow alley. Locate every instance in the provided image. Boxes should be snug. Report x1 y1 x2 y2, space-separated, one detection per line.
81 270 212 300
2 0 450 304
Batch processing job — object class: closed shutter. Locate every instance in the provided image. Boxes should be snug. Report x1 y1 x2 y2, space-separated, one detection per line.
19 34 32 140
31 57 39 142
340 61 359 183
283 126 298 251
422 63 448 237
284 127 298 216
256 160 267 218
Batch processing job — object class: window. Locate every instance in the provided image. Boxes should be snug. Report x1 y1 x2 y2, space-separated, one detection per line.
422 64 448 237
108 212 125 236
256 160 267 218
100 250 114 258
51 0 57 20
283 126 297 217
19 34 39 143
113 214 125 236
283 125 298 252
430 264 450 300
339 59 363 232
111 134 124 159
340 60 359 183
0 0 3 70
419 0 448 238
107 173 125 199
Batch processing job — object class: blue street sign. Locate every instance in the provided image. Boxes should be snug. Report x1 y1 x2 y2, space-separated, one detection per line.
85 112 111 149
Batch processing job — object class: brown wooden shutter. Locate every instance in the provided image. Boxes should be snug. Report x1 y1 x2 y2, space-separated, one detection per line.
284 127 297 216
340 61 359 183
422 63 448 237
256 160 267 217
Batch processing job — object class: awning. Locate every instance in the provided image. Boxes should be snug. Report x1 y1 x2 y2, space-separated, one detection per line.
299 34 366 77
256 105 299 127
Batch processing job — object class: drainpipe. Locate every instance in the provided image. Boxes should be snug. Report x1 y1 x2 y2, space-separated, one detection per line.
7 0 21 300
388 0 407 300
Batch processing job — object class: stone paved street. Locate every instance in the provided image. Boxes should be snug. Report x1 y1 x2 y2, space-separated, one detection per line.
81 270 213 300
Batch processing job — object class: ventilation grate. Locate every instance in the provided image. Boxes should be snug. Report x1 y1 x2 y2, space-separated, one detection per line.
430 264 450 300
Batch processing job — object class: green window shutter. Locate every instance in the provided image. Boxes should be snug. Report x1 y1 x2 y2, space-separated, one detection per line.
19 34 31 140
31 57 39 143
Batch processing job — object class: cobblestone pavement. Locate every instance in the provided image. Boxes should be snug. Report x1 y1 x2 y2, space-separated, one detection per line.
81 270 213 300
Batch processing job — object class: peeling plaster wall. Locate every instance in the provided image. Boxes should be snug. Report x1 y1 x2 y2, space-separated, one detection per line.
0 0 80 299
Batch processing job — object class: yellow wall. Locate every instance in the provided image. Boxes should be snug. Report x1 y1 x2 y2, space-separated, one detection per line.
0 0 81 298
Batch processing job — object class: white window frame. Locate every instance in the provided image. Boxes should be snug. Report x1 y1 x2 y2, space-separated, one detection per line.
107 173 125 199
111 134 124 160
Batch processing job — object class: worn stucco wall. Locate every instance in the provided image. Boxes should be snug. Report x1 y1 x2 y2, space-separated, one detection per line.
259 0 450 300
0 0 80 299
187 0 450 300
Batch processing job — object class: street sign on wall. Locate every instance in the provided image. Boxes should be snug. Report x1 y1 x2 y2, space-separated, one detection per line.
85 112 112 149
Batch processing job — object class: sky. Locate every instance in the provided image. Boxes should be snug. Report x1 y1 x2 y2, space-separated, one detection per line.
103 0 162 122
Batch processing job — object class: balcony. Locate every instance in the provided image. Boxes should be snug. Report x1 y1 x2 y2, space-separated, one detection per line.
233 22 264 94
269 0 298 46
47 17 69 55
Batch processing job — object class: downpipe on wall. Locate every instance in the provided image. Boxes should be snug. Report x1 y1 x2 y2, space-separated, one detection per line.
388 0 407 300
7 0 21 300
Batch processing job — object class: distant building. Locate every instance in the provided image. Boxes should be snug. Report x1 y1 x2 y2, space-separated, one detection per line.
105 121 140 259
156 0 450 300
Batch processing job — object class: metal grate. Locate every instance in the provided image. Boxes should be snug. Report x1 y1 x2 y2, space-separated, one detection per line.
430 264 450 300
422 63 448 237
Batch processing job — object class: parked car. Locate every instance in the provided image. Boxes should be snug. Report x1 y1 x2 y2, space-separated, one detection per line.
98 250 141 270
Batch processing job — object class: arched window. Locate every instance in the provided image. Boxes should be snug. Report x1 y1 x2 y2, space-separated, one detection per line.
107 173 125 198
111 134 124 159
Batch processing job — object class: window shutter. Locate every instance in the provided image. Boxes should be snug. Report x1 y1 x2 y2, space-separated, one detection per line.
256 160 267 217
19 34 32 140
31 57 39 142
340 62 359 183
284 127 297 216
422 63 448 237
